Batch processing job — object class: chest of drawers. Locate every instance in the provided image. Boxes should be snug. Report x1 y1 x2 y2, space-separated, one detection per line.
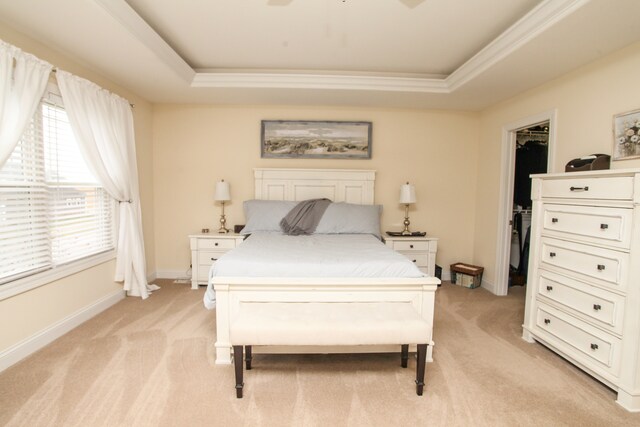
384 236 438 277
522 169 640 411
189 234 244 289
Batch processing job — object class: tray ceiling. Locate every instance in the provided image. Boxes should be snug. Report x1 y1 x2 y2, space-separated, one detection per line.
1 0 640 109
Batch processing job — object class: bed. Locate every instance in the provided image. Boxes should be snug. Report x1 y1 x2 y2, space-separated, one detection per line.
206 168 439 364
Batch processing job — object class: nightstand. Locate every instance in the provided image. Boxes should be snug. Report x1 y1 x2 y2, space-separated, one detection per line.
188 234 245 289
384 235 438 277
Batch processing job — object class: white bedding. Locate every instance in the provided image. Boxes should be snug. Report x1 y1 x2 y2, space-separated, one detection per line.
203 232 424 309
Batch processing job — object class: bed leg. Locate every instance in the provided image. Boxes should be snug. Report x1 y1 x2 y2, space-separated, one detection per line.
401 344 409 368
415 344 427 396
246 345 252 370
233 345 244 398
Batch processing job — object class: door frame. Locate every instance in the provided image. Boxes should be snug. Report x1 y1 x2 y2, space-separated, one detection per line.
494 109 557 296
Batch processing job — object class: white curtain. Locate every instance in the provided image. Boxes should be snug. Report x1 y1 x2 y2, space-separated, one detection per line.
56 70 158 299
0 40 52 167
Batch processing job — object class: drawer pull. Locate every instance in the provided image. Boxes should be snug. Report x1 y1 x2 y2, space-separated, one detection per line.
546 285 553 291
570 186 589 192
551 218 558 223
549 252 556 258
590 343 599 350
410 244 414 249
600 223 608 230
210 257 218 261
412 259 417 263
597 264 606 271
593 304 602 311
214 242 219 246
544 318 551 325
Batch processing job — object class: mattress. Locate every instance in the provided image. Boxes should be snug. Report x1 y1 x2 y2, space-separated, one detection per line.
203 232 424 309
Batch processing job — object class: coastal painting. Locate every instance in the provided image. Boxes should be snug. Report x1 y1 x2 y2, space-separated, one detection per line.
261 120 372 159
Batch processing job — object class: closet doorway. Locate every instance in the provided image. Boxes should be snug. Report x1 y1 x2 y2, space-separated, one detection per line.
509 123 549 288
494 110 556 296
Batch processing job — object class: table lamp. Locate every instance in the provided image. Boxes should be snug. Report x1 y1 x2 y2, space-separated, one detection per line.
215 179 231 233
399 182 416 235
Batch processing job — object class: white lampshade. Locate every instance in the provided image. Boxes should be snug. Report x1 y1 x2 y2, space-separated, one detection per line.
214 180 231 201
399 182 416 204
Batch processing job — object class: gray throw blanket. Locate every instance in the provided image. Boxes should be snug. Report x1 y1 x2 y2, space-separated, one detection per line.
280 198 332 235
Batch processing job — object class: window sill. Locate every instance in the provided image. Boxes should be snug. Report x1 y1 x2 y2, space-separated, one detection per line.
0 250 117 301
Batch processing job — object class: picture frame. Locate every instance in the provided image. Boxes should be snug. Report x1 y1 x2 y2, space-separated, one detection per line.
613 108 640 161
261 120 372 159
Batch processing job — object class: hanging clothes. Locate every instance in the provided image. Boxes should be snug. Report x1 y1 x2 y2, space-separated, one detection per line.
514 141 548 208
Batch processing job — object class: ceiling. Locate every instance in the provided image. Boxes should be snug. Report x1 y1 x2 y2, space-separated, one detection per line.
1 0 640 110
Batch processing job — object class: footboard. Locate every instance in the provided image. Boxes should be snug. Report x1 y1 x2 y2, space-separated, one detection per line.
212 276 439 364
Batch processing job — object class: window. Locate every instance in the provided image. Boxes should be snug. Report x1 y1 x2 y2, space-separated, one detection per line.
0 85 115 285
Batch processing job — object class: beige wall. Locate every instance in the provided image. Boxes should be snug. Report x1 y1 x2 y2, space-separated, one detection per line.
152 105 480 276
0 24 155 353
474 41 640 289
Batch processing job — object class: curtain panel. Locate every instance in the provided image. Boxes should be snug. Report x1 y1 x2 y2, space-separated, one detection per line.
0 40 52 167
56 70 157 299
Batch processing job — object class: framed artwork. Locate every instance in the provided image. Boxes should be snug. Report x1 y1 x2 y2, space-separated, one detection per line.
261 120 372 159
613 108 640 161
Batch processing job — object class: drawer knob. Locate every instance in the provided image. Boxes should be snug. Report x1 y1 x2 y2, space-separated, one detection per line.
570 186 589 192
593 304 602 311
211 257 218 261
590 343 599 350
551 218 558 223
412 259 417 263
215 242 219 246
600 223 608 230
410 244 414 248
597 264 606 271
546 285 553 291
549 252 556 258
544 318 551 325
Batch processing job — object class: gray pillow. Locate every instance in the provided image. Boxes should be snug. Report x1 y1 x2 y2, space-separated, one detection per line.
315 202 382 237
241 200 297 234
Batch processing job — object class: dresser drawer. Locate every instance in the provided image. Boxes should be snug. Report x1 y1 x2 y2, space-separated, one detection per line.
540 238 628 291
542 205 632 249
540 176 633 200
537 271 625 334
397 252 429 267
392 241 430 251
535 303 621 374
198 238 236 250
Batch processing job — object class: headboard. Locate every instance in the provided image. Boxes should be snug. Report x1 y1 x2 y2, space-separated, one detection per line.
254 168 375 205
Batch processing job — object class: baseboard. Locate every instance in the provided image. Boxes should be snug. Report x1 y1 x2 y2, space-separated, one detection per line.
146 271 158 283
481 278 502 295
155 270 190 280
441 271 451 281
0 289 125 373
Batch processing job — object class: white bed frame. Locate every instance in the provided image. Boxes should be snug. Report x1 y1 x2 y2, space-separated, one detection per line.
213 168 439 364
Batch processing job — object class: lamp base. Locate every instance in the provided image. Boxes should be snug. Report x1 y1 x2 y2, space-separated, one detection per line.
218 213 229 234
401 204 412 235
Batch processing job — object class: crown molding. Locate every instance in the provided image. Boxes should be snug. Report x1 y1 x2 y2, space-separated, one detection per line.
93 0 195 82
191 72 449 93
446 0 590 91
94 0 588 94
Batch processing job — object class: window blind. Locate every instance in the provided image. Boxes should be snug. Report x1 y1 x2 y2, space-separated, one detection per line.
0 88 114 284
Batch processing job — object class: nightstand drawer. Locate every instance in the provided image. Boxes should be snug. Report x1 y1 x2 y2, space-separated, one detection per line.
198 250 228 265
198 238 236 250
398 252 428 266
537 271 625 334
540 176 633 201
540 238 628 291
392 241 430 251
535 303 621 373
542 204 632 249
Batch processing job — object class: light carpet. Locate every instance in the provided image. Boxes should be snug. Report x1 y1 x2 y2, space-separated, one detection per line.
1 280 639 426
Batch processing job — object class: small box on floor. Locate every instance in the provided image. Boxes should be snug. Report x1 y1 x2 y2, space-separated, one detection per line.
450 263 484 289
